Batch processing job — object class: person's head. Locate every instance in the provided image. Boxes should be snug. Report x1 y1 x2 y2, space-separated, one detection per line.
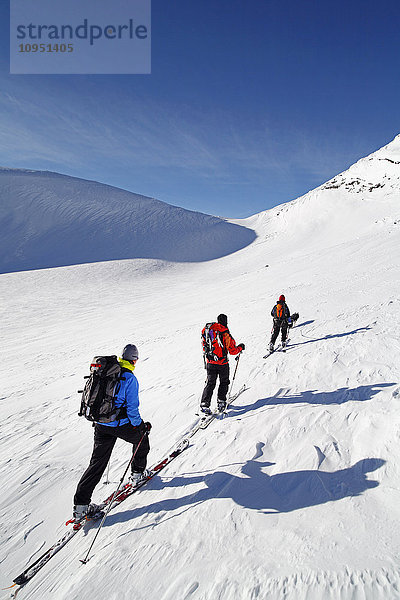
122 343 139 364
278 295 285 303
217 313 228 327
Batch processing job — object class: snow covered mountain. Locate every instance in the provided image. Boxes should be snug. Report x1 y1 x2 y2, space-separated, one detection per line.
0 135 399 599
246 133 400 254
0 168 256 273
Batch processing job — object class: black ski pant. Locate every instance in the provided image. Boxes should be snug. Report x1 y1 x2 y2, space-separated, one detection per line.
270 319 288 346
201 362 230 407
74 422 150 506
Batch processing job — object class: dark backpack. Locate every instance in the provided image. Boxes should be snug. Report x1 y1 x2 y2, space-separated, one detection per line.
202 322 226 362
78 355 128 423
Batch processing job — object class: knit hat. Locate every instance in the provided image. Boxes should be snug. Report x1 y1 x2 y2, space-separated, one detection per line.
278 295 285 302
122 344 139 361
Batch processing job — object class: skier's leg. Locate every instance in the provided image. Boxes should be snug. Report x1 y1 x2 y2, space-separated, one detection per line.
116 423 150 473
270 321 280 347
217 364 230 406
281 321 288 344
201 364 218 407
74 425 117 505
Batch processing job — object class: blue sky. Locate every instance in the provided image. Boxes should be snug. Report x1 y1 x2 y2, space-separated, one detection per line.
1 0 399 217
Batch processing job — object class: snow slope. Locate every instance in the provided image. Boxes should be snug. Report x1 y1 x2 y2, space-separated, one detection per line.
0 169 256 273
0 135 400 599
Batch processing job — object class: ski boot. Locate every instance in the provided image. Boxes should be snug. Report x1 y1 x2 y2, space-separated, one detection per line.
217 400 227 413
129 469 151 486
73 503 103 521
69 503 104 529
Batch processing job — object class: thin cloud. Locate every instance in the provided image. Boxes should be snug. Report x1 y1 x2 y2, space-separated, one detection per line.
0 84 373 194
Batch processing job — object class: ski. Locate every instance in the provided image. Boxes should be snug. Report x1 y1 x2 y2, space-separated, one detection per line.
12 438 189 588
107 439 189 506
192 384 247 433
263 339 290 358
263 344 281 358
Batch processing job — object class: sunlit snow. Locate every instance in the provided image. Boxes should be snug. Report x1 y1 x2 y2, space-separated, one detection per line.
1 135 400 599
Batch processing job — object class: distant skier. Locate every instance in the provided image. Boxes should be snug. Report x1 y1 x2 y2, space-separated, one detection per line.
201 314 245 414
269 295 291 352
73 344 151 521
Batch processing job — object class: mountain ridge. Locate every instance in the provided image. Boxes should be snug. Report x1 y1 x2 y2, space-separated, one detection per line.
0 168 256 273
240 134 399 254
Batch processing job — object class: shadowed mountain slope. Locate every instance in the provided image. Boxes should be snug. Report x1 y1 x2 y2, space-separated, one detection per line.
0 169 256 273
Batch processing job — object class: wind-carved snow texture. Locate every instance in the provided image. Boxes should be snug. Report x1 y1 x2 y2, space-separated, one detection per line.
0 169 256 273
1 134 400 599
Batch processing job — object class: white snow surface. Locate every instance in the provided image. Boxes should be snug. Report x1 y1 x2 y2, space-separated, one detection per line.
1 135 400 599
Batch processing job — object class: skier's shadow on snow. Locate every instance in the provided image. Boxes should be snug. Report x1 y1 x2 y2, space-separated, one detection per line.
291 325 372 347
295 320 314 327
231 383 396 417
104 445 385 528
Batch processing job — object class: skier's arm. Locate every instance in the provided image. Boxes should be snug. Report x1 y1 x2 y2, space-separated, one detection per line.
224 331 242 356
125 374 142 426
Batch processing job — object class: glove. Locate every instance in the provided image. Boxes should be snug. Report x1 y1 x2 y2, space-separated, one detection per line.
238 343 245 351
139 420 152 432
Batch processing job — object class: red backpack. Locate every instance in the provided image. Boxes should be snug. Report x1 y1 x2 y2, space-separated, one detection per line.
202 322 227 362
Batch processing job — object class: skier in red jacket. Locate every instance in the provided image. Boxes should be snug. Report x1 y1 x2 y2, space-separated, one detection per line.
200 314 245 414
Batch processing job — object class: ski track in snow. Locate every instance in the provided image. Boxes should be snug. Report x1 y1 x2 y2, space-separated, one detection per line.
1 136 400 599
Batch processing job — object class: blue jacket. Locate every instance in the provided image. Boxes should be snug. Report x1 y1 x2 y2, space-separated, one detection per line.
98 360 142 427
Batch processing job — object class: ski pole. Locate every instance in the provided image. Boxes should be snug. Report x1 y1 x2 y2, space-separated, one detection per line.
80 431 147 565
104 460 110 485
228 352 241 399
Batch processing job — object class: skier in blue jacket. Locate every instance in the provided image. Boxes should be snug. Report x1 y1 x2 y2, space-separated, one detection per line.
73 344 151 521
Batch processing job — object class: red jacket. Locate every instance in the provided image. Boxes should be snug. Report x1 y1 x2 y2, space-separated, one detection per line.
202 322 242 365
